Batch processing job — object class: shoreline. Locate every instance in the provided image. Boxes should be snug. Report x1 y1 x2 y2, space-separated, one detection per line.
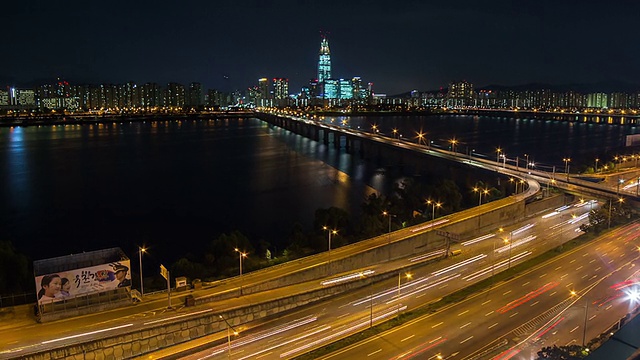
0 111 253 127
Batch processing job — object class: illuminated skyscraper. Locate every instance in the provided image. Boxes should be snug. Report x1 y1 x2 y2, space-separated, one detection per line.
318 35 331 83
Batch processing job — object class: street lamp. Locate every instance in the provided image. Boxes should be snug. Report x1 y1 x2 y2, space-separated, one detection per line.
496 147 502 163
608 197 624 229
473 187 489 206
392 128 398 139
426 200 442 221
397 272 412 319
499 228 513 269
617 177 624 195
570 291 590 348
524 154 530 170
563 157 571 181
595 158 599 173
138 246 146 296
449 138 458 153
234 248 248 295
219 315 239 359
416 131 426 146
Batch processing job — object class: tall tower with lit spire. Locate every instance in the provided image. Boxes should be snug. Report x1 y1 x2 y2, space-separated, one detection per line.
317 35 331 83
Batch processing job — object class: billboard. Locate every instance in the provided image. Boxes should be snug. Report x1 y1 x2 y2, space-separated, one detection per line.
35 260 132 305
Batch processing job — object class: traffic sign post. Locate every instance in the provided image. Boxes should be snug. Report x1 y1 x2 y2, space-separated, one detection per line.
160 264 171 309
436 230 460 257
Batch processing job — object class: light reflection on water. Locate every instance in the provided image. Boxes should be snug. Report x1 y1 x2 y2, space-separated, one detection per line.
0 114 635 263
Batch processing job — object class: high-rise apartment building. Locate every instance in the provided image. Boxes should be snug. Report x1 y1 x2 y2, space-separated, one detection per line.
272 78 289 106
166 82 185 108
324 79 339 99
257 78 270 107
187 82 203 108
446 81 474 107
318 36 331 83
339 79 353 100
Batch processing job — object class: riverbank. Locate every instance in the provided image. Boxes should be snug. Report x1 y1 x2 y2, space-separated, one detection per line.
0 110 253 127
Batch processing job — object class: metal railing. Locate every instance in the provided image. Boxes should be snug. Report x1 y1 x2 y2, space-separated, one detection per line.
0 292 35 308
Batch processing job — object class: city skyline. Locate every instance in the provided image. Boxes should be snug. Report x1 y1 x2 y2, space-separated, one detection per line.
2 0 639 95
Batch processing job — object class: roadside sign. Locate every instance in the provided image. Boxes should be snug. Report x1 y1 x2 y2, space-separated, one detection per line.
160 264 168 280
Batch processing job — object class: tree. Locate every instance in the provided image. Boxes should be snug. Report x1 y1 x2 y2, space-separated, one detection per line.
536 345 587 359
205 231 254 277
0 240 30 294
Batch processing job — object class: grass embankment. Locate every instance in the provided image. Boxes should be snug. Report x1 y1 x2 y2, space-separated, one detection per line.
294 231 601 359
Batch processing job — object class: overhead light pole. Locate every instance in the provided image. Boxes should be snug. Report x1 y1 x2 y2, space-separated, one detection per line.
397 272 412 319
323 226 338 272
234 248 248 295
563 157 571 181
138 246 146 296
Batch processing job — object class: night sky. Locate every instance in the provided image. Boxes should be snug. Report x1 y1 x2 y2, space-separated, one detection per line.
2 0 639 95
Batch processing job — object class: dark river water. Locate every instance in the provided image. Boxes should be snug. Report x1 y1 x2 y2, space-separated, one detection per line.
0 114 637 265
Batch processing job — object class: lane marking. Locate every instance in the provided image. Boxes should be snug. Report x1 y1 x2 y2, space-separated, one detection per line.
460 336 474 344
432 322 443 328
460 322 471 329
488 323 498 329
458 310 469 316
485 311 494 316
368 349 382 357
401 335 415 342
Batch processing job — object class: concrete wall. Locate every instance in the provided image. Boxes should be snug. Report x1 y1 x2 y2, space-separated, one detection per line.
21 271 400 360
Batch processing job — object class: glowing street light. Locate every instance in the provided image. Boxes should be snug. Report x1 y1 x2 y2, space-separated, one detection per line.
496 147 502 163
473 187 490 206
595 158 599 172
219 315 239 359
449 138 458 153
392 128 398 139
234 248 248 295
397 272 412 319
570 291 590 348
563 157 571 181
499 227 513 269
416 131 426 146
607 197 624 229
426 199 442 221
138 246 146 296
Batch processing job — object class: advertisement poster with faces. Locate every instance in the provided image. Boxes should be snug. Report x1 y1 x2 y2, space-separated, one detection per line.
35 260 132 305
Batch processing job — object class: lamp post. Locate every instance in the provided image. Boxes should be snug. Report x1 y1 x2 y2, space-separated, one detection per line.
323 226 337 272
571 291 589 348
426 200 442 221
608 197 624 229
234 248 247 295
383 211 395 260
595 158 599 173
617 177 624 196
525 154 530 170
449 138 458 154
509 178 517 194
219 315 239 359
416 131 425 146
563 157 571 181
473 187 489 206
499 228 513 269
138 246 146 296
397 272 412 319
392 128 398 139
496 148 502 164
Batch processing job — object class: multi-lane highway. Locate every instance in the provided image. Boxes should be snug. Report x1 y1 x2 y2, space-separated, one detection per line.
316 223 640 360
146 200 604 359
